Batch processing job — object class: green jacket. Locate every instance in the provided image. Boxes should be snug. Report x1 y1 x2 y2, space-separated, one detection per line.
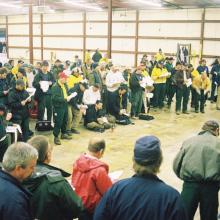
23 163 84 220
173 131 220 182
51 65 64 80
51 82 69 108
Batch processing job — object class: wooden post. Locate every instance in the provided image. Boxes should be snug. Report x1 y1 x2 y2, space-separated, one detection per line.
6 16 9 59
29 1 34 64
40 14 44 61
135 10 139 67
200 8 205 60
107 0 112 59
83 12 86 63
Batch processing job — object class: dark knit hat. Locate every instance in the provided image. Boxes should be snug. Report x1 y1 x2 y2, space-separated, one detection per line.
134 136 161 166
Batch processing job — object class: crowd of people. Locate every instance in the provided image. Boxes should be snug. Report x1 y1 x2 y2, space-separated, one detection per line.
0 119 219 220
0 48 219 219
0 48 219 148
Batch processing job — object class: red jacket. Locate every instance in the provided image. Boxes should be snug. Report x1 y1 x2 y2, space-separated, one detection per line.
71 154 112 213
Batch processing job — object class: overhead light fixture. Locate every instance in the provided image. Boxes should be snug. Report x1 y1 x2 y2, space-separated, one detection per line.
64 0 103 11
136 0 162 7
0 2 22 9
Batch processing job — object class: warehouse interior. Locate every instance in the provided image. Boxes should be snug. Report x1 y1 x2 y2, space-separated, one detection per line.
0 1 219 220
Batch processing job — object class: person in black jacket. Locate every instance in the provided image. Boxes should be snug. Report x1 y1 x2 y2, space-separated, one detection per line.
33 60 55 122
23 135 84 220
84 100 115 132
130 67 144 119
68 82 88 134
0 67 10 106
51 72 72 145
0 142 38 220
0 104 12 162
10 67 28 89
8 79 31 142
108 84 128 119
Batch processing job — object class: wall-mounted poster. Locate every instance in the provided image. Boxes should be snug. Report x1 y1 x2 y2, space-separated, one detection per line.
177 43 191 64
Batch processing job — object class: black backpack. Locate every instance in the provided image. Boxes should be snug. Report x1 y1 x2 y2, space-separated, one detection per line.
35 121 53 132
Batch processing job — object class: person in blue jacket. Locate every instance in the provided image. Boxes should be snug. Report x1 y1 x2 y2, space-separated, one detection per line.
197 59 209 76
94 135 188 220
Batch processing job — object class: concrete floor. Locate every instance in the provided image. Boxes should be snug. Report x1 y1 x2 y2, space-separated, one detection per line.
34 101 219 219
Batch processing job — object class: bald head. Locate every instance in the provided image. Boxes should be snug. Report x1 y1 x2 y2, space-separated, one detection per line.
88 138 106 153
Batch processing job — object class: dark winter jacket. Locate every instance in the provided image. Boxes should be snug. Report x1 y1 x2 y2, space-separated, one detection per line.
108 89 127 118
0 169 32 220
129 72 143 92
69 83 84 110
0 78 9 105
8 88 29 121
51 82 68 108
32 71 55 100
23 162 84 220
94 174 188 220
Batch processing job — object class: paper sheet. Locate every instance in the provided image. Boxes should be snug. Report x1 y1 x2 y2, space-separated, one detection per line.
109 170 123 182
186 79 192 87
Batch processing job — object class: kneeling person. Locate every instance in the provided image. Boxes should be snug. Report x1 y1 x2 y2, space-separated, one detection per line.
84 100 115 132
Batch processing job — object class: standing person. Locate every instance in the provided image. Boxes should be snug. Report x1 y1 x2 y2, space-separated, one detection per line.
173 120 220 220
0 142 38 220
217 68 220 110
83 84 101 105
165 57 174 100
51 59 64 80
210 59 219 103
197 59 209 76
33 60 55 122
155 48 166 62
11 59 24 75
67 67 83 89
92 49 102 64
85 50 92 65
130 66 144 118
174 66 192 115
63 60 71 76
68 82 88 134
94 136 188 220
0 67 10 106
71 55 82 69
192 72 211 113
72 138 112 220
23 135 84 220
0 104 12 161
33 62 42 75
8 79 31 142
190 67 200 108
167 62 182 108
151 60 170 109
51 72 72 145
10 67 28 89
106 66 125 112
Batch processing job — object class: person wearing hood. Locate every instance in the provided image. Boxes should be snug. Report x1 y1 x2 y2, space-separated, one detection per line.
0 67 10 106
23 135 84 220
94 136 188 220
173 120 220 220
71 138 112 220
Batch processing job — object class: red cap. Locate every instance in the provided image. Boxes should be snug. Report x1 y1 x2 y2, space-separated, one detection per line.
58 72 68 79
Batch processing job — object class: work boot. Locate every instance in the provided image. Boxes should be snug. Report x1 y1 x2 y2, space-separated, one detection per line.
200 110 205 113
61 133 72 140
66 130 73 137
54 137 61 145
182 111 189 114
71 128 80 134
195 110 199 113
176 111 181 115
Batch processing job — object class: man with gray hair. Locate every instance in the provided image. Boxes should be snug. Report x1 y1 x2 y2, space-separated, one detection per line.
173 120 220 220
0 142 38 220
94 136 188 220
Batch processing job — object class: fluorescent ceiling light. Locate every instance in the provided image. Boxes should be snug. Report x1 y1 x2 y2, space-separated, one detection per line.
64 0 103 11
136 0 162 7
0 2 22 9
